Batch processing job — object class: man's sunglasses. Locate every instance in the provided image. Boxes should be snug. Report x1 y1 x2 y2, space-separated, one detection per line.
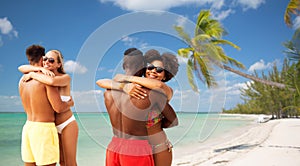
43 57 55 64
146 63 165 73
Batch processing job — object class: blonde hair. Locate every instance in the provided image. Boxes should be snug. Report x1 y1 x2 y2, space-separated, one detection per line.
50 50 66 74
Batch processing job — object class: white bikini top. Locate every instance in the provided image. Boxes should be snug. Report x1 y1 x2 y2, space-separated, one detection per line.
61 95 71 102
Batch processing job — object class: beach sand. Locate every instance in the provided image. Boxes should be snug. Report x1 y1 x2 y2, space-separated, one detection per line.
172 118 300 166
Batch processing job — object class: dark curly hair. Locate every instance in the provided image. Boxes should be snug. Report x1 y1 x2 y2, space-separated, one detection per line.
161 52 179 81
144 49 179 82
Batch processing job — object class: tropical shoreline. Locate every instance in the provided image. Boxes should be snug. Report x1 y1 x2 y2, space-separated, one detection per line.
172 116 300 166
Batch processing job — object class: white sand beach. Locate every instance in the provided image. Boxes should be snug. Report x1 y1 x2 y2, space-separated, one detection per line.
172 118 300 166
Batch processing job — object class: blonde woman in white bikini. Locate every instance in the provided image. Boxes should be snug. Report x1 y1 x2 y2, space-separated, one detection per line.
19 50 78 166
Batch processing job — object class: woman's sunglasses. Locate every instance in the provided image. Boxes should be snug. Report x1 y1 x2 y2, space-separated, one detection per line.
43 57 55 64
146 63 165 73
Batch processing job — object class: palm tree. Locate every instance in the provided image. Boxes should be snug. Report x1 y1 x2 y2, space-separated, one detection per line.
283 36 300 61
175 10 287 91
284 0 300 27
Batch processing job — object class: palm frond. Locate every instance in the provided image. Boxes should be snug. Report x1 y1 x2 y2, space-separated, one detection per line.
195 10 210 36
193 34 212 43
225 56 246 69
284 0 300 27
174 26 192 45
195 10 225 38
214 46 245 69
187 59 199 92
199 43 223 62
177 48 193 58
204 20 225 38
211 39 241 50
283 37 300 62
194 52 216 87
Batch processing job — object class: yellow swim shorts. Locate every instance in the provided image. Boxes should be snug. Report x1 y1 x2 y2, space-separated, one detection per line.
21 121 59 165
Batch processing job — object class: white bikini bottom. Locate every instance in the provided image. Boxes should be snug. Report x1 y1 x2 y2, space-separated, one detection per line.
56 115 76 134
61 95 71 102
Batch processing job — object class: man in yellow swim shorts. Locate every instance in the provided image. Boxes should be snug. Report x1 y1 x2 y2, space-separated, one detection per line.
19 45 74 166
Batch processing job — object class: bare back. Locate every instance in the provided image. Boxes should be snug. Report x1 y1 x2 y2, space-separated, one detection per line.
19 77 60 122
104 88 167 139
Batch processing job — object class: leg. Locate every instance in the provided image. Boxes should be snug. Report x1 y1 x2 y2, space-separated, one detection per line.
24 162 36 166
60 121 79 166
45 164 57 166
147 123 172 166
24 162 57 166
58 134 65 166
152 149 172 166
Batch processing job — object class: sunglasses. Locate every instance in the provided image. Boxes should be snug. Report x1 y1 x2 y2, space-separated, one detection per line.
146 63 165 73
43 56 55 64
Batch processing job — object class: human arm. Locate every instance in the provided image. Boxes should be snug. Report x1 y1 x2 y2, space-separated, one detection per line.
96 79 124 91
161 103 178 128
113 74 173 101
45 85 74 113
24 72 70 87
96 79 147 99
18 64 55 77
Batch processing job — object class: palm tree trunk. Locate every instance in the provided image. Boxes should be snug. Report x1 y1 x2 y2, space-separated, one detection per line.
205 55 289 89
191 43 288 89
221 64 287 89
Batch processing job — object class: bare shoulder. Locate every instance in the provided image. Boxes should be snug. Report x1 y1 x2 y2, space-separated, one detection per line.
57 73 71 81
104 90 112 98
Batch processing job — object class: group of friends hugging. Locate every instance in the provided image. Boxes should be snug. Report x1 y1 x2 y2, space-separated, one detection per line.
18 44 179 166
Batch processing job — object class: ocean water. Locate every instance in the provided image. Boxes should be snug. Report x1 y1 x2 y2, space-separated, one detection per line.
0 112 255 166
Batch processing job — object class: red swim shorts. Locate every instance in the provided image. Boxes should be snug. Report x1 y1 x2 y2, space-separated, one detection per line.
106 137 154 166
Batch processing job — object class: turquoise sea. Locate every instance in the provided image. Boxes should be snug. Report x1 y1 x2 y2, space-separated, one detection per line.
0 112 256 166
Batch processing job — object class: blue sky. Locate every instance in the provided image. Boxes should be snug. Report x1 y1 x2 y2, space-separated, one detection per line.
0 0 297 112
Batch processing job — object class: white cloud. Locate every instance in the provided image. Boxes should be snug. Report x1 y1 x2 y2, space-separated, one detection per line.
72 90 105 112
171 88 201 111
99 0 265 13
176 15 189 27
121 36 136 46
225 81 252 102
64 60 88 74
0 90 105 112
99 0 223 11
233 81 251 89
248 59 272 72
72 90 103 104
211 0 225 10
235 0 265 11
107 69 115 73
97 67 106 71
216 79 254 109
224 71 239 78
0 17 18 37
0 17 13 34
293 16 300 29
211 9 234 21
121 36 148 48
177 56 188 64
0 95 23 112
